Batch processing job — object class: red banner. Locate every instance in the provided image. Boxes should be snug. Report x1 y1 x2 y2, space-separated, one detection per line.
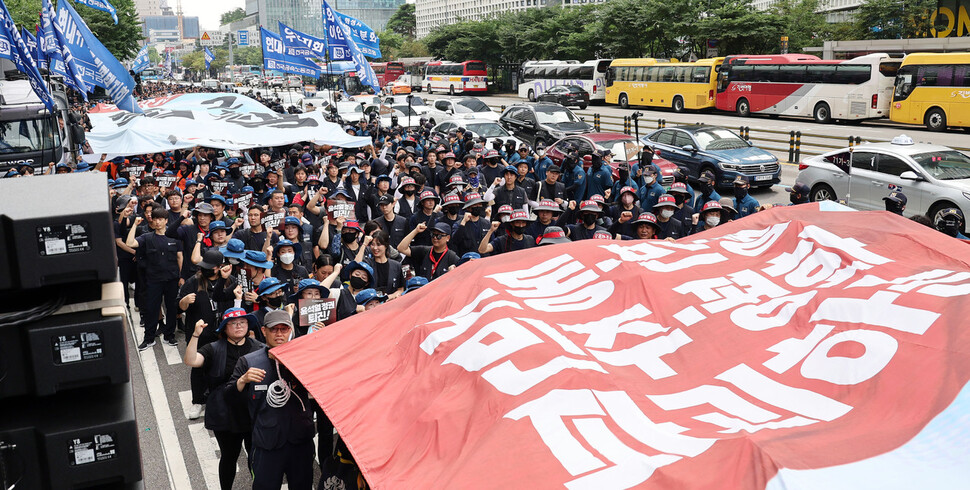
274 204 970 489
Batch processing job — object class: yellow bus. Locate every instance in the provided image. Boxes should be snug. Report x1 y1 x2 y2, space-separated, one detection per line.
891 53 970 131
605 58 723 112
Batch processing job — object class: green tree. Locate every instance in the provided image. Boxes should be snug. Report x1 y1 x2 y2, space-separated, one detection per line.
378 30 405 60
6 0 142 60
385 3 416 38
695 0 781 56
853 0 937 39
220 7 247 26
769 0 826 53
148 46 161 65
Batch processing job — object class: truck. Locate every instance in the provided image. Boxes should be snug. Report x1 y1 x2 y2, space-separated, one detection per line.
0 78 63 172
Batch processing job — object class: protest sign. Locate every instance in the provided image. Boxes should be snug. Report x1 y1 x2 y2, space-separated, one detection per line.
299 298 338 332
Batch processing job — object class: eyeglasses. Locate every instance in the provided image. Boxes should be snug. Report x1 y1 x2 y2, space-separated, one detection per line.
431 233 447 240
265 325 292 334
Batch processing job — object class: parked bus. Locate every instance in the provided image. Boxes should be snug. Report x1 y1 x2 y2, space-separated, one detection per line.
320 61 366 95
890 53 970 131
370 61 405 87
715 53 900 123
518 59 613 103
605 58 721 112
399 57 431 91
423 60 488 95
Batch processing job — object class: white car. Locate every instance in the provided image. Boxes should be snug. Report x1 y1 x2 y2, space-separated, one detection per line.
432 117 523 148
328 101 375 124
425 97 499 124
379 105 423 129
796 134 970 223
286 76 302 88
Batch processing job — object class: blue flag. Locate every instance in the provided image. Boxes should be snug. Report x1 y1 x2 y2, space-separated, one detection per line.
203 47 214 71
260 27 321 78
132 44 150 73
278 21 327 60
58 0 141 113
42 0 90 97
28 26 46 69
0 0 56 111
73 0 118 25
21 27 38 61
333 12 380 59
322 0 379 93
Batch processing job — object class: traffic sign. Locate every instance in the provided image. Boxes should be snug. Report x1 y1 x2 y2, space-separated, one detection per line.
200 31 222 46
237 30 249 46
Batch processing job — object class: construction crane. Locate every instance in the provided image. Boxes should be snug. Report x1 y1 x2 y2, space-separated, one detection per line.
176 0 184 41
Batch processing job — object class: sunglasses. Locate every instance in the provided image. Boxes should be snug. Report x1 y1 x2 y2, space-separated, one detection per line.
431 233 448 240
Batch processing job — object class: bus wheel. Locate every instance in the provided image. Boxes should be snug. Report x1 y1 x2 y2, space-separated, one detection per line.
427 85 433 95
449 85 456 95
813 102 832 124
528 89 535 102
736 98 750 117
619 93 629 109
672 96 685 113
925 108 947 132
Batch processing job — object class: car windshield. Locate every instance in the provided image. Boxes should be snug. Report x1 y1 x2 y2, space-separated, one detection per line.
457 99 491 113
535 107 579 124
466 122 509 138
911 150 970 181
596 139 641 162
392 105 421 116
693 128 749 150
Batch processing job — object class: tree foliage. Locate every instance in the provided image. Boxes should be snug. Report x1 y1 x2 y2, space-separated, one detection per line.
385 3 416 38
220 7 247 26
853 0 938 39
6 0 142 60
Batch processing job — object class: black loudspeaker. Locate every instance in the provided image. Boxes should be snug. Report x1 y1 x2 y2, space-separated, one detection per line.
0 174 143 489
0 172 118 290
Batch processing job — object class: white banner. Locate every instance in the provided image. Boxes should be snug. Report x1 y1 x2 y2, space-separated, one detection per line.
86 93 371 155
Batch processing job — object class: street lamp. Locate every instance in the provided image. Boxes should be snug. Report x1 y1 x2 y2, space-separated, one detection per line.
407 94 414 129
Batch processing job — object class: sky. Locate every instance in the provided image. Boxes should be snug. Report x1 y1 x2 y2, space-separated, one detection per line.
175 0 245 31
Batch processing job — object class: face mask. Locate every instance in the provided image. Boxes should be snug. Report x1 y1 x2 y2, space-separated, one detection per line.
265 296 283 308
792 193 808 205
581 214 597 226
230 168 241 178
673 194 686 206
701 183 713 195
279 253 295 265
511 225 527 235
734 187 748 200
644 175 656 185
538 150 545 157
469 177 479 187
205 269 220 279
471 206 486 217
342 233 358 244
402 188 415 197
660 209 674 219
349 276 368 289
705 215 721 227
621 195 634 206
500 216 510 223
938 219 961 237
619 170 629 180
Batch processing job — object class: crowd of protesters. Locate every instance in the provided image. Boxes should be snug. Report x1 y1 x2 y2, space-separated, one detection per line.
4 86 967 490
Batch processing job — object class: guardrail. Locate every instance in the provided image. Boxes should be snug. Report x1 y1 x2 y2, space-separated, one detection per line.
487 104 970 162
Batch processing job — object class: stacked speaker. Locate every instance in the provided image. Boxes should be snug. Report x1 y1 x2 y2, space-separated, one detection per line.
0 172 143 489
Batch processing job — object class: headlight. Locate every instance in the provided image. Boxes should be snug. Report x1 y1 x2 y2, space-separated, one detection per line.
549 130 565 139
721 162 738 170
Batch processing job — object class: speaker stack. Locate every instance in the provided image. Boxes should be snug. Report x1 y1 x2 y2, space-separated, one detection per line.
0 172 143 489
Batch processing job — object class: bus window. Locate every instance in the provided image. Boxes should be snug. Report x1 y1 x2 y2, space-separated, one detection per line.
955 65 970 86
660 66 674 82
645 66 658 82
691 67 710 83
878 62 901 78
566 66 581 79
752 65 776 82
466 61 486 73
834 65 871 84
777 65 805 83
894 67 915 100
806 65 837 83
596 60 611 73
579 66 594 79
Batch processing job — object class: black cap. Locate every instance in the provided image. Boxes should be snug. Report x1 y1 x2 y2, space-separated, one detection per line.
547 165 561 174
433 222 452 235
198 249 224 269
378 194 394 205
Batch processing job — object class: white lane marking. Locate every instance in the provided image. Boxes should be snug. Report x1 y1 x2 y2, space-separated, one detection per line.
127 309 192 490
163 340 182 365
188 423 222 490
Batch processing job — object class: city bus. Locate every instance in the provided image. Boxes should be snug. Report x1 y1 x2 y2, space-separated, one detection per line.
320 61 366 95
517 59 613 103
605 58 721 112
715 53 900 123
139 68 162 81
890 53 970 132
423 60 488 95
370 61 405 87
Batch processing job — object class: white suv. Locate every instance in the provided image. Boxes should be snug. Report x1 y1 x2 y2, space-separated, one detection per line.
796 135 970 222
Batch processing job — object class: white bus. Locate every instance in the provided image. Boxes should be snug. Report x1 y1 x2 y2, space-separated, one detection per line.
715 53 902 123
518 59 613 103
423 60 488 95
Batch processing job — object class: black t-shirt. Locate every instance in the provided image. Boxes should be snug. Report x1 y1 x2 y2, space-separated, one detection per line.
488 233 536 255
136 232 182 282
410 245 460 281
373 260 389 291
199 341 252 390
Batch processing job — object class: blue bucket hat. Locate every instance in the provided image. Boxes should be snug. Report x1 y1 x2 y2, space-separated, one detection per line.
217 307 258 332
112 178 129 189
241 250 274 269
354 288 387 306
256 276 287 296
341 260 374 288
241 185 254 193
75 162 91 172
288 278 330 302
458 252 481 266
404 276 428 294
274 239 303 258
208 220 230 233
209 194 227 206
283 216 302 228
220 238 246 260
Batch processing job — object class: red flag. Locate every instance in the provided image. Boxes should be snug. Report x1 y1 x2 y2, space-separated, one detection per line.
274 204 970 489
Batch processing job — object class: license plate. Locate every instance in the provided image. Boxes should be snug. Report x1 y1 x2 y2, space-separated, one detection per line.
754 174 773 181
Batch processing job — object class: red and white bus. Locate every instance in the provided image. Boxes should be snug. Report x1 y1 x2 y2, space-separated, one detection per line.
715 53 901 123
370 61 405 87
423 60 488 95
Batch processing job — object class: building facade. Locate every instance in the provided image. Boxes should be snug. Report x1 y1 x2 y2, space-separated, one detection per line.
751 0 864 22
134 0 162 20
336 0 406 32
246 0 327 38
142 15 201 39
415 0 608 38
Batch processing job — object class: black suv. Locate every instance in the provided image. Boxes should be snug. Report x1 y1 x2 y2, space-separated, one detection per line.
498 103 591 148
